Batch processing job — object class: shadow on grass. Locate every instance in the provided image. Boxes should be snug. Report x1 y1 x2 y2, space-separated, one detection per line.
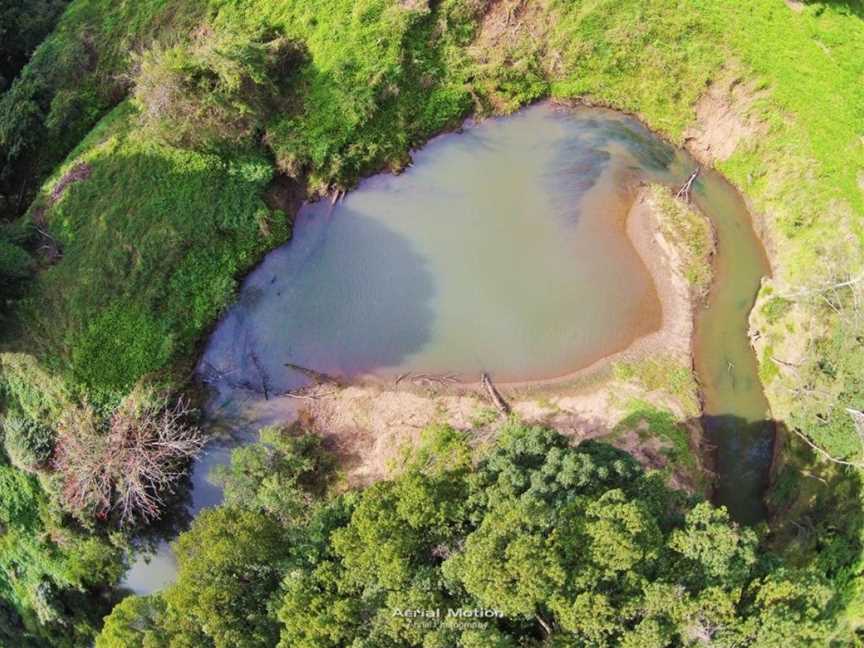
803 0 864 18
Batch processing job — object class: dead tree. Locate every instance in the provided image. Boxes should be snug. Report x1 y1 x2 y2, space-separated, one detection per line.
54 396 204 525
676 167 700 203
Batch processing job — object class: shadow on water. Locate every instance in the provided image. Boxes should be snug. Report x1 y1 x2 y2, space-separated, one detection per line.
200 207 437 393
702 415 775 524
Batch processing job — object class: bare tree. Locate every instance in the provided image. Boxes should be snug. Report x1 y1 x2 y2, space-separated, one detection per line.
53 394 204 525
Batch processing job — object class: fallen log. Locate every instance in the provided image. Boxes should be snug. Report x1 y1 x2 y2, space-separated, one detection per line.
481 372 511 415
250 351 270 400
284 362 341 385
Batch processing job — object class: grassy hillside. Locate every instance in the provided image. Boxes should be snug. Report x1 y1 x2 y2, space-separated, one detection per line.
0 0 862 642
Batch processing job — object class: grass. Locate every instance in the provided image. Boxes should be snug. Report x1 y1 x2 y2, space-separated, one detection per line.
6 0 485 405
613 355 700 417
18 103 290 404
613 399 705 489
0 0 210 207
647 183 714 296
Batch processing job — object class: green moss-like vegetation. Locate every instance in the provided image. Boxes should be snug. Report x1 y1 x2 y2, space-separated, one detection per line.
648 183 714 296
613 355 700 417
614 400 705 489
17 105 289 401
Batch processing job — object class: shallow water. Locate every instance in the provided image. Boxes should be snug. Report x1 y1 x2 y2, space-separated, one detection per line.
123 102 774 593
691 175 773 524
202 106 675 388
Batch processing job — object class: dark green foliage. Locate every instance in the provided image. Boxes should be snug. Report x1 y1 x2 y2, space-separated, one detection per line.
163 507 289 647
467 424 644 512
97 507 290 648
212 425 335 526
0 462 124 647
0 240 29 279
0 230 31 308
0 0 69 92
95 595 169 648
100 425 845 647
1 415 54 471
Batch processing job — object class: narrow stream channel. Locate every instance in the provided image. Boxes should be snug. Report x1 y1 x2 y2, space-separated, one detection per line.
123 102 774 592
691 176 773 524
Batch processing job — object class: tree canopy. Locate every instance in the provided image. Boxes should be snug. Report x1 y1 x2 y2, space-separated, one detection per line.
98 424 841 647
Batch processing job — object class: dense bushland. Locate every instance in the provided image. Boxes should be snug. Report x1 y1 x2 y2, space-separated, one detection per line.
97 424 848 647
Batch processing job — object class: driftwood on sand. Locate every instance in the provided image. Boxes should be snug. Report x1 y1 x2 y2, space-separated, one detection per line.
481 372 511 415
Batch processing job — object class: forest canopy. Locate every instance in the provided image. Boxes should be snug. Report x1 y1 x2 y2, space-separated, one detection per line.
96 424 842 647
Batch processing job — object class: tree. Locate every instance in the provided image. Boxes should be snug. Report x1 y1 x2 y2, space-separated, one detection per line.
52 390 202 525
162 507 290 648
0 0 69 92
211 425 333 526
97 424 846 646
668 502 758 587
94 595 170 648
738 569 835 647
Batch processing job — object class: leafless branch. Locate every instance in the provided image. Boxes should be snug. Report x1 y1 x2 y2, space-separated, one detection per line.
675 167 700 202
53 395 204 526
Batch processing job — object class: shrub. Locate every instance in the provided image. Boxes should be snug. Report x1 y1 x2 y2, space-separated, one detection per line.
0 232 32 302
1 415 54 471
133 29 303 149
69 304 174 396
211 426 335 526
0 0 70 92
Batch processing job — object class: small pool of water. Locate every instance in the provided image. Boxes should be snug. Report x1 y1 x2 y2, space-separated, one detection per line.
124 102 775 594
202 105 680 389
